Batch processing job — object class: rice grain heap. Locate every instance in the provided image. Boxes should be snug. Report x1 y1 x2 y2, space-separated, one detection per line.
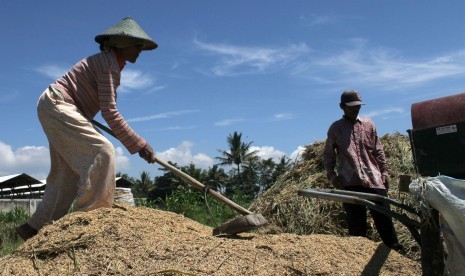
1 203 420 275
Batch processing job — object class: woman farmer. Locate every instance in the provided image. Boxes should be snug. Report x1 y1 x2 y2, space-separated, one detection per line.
16 17 157 240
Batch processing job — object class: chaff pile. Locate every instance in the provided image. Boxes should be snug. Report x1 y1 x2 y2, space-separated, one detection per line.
251 133 420 256
0 203 420 275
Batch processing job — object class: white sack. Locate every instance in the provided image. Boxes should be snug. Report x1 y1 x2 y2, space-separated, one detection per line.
410 176 465 275
114 187 135 206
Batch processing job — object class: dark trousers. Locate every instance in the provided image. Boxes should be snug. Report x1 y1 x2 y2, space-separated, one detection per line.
342 186 399 246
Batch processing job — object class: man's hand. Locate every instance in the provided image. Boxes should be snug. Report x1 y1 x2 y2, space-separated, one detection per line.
332 175 344 189
382 175 389 190
138 143 156 164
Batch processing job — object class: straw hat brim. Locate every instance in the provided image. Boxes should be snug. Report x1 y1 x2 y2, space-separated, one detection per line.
95 34 157 50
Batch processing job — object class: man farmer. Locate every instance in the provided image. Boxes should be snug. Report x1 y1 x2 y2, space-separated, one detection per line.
16 17 157 240
323 90 402 250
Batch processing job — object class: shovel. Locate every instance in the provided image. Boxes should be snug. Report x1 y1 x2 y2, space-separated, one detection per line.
92 120 267 235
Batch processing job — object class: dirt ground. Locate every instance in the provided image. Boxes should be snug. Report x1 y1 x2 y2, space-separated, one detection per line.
0 204 421 275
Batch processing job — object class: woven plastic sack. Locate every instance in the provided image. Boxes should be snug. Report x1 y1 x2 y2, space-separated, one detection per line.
410 176 465 275
114 187 135 206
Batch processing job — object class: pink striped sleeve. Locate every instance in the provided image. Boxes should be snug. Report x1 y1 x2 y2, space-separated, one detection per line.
98 68 146 154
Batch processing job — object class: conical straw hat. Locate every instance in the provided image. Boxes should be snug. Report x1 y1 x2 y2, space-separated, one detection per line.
95 16 157 50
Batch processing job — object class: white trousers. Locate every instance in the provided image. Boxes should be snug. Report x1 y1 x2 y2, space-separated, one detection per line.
28 88 115 231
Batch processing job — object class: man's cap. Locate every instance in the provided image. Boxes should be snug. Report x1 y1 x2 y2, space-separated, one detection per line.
95 17 157 50
340 90 365 106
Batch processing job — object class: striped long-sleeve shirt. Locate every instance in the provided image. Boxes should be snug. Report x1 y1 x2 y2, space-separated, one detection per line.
323 116 388 189
51 50 146 154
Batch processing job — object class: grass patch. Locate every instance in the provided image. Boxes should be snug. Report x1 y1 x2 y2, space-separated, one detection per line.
0 207 29 257
138 188 252 229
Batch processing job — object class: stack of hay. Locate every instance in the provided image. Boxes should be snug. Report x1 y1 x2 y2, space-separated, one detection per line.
251 133 420 258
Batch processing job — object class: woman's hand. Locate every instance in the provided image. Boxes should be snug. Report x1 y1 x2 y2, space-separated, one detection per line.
138 143 156 163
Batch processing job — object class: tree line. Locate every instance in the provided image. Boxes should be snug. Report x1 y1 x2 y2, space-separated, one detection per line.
118 131 294 201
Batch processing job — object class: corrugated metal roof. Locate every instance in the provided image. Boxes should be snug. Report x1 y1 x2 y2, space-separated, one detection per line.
0 173 42 189
0 174 22 183
116 177 134 188
0 173 134 198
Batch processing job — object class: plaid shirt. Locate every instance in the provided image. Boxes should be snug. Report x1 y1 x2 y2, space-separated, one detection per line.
323 116 388 189
51 50 146 154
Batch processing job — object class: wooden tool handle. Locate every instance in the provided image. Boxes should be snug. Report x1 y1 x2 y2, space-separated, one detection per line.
91 119 252 216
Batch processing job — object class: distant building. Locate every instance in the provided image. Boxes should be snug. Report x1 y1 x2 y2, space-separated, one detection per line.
116 176 134 188
0 173 134 199
0 173 43 199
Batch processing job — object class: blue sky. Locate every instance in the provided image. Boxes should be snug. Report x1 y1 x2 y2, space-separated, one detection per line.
2 1 465 180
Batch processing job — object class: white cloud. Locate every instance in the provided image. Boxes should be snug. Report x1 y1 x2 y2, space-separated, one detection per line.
362 107 404 119
0 141 132 180
0 141 16 167
35 65 156 93
290 146 305 162
214 118 244 127
274 113 294 120
14 146 49 167
128 110 199 123
195 37 465 91
115 146 130 172
156 141 214 169
119 69 154 92
195 39 311 76
306 41 465 89
0 141 50 180
249 146 287 162
300 14 338 26
35 65 68 79
0 91 20 103
144 85 167 95
154 126 197 131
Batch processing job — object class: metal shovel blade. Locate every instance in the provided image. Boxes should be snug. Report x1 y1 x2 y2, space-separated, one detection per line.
213 213 267 236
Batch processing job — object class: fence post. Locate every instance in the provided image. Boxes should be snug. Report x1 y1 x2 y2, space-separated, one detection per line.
420 209 445 275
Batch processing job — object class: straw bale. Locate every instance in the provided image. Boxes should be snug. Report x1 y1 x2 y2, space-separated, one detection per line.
0 203 420 275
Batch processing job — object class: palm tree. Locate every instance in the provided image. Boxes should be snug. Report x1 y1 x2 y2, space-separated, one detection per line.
217 132 259 175
257 158 276 194
272 155 293 183
132 171 154 198
150 162 182 200
181 164 203 182
216 131 259 194
205 165 228 193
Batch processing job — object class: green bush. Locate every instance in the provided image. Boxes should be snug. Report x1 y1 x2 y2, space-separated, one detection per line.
0 208 30 257
138 187 252 229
